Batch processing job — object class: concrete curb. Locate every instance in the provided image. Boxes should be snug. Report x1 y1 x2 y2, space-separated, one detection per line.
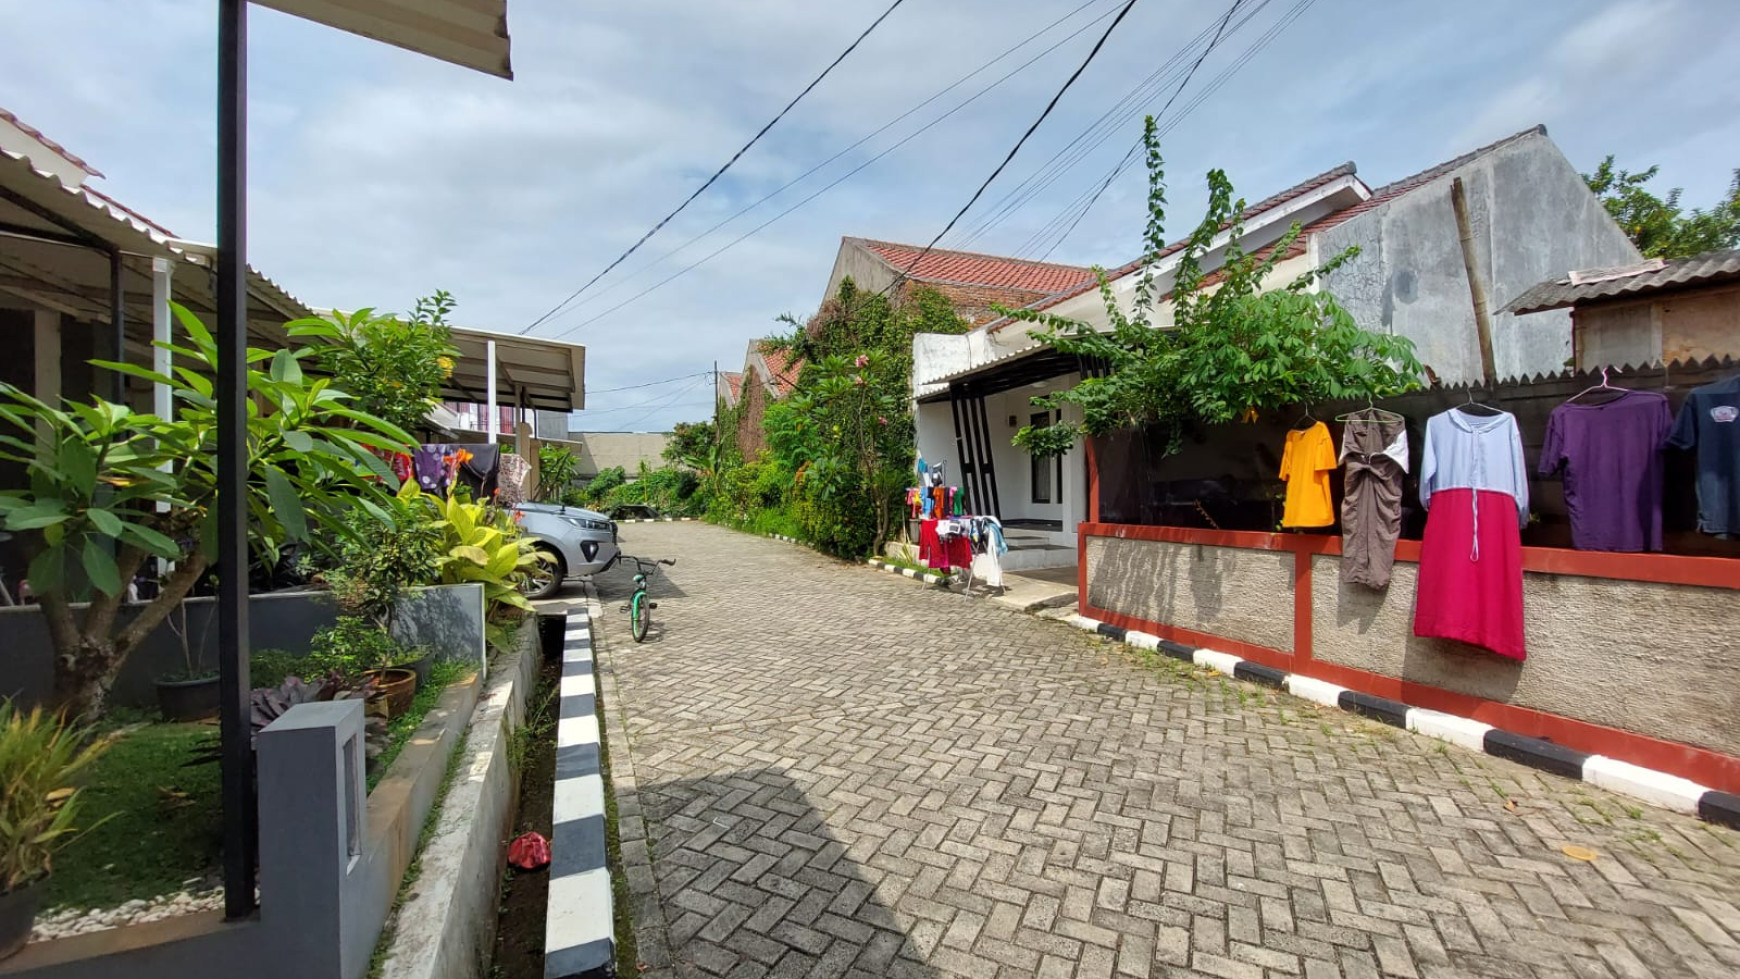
765 532 804 546
379 624 540 979
1068 614 1740 829
544 607 613 979
865 557 954 586
614 517 697 523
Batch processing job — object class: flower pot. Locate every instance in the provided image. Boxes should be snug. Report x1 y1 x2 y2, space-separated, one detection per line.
395 655 431 689
364 668 418 719
155 674 221 723
0 879 43 961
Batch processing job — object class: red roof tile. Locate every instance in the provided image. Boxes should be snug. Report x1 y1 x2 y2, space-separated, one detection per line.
855 238 1095 295
757 341 803 397
723 371 744 404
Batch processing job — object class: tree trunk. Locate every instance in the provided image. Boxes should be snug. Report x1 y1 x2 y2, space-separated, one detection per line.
51 635 124 722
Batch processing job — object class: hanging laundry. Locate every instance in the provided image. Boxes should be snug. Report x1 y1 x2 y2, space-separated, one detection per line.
1539 390 1672 551
1414 407 1529 661
413 444 453 495
1667 374 1740 538
455 443 501 500
918 519 972 572
1279 421 1337 528
1338 411 1408 588
966 515 1008 589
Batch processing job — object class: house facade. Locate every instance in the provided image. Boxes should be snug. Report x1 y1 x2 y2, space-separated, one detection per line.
731 339 802 459
908 125 1642 569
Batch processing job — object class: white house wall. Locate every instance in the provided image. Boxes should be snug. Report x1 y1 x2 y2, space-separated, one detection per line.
1316 131 1641 382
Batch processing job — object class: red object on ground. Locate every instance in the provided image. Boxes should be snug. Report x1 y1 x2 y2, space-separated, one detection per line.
508 831 551 871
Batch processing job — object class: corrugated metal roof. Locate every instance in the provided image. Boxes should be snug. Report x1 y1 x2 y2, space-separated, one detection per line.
1505 248 1740 314
256 0 513 79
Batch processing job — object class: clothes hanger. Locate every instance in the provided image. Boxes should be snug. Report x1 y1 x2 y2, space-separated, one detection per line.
1292 404 1320 430
1335 394 1403 424
1457 385 1505 415
1565 365 1630 405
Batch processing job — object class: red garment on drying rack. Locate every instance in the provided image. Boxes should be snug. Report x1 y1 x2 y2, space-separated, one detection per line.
917 520 971 571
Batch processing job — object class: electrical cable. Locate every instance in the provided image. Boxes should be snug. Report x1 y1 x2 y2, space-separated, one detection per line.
948 0 1271 252
573 375 710 418
585 371 713 395
879 0 1144 297
538 5 1124 340
533 0 1117 322
519 0 910 334
1034 0 1318 260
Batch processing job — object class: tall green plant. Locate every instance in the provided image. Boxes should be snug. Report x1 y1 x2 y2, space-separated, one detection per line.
1584 156 1740 259
1008 116 1423 459
535 444 580 502
301 291 458 434
0 304 412 719
1 702 109 894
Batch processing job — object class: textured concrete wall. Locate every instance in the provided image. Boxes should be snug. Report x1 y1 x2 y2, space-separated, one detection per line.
1086 537 1294 653
1311 554 1740 756
1576 302 1658 369
1319 131 1641 383
566 431 673 478
1662 284 1740 363
822 244 898 306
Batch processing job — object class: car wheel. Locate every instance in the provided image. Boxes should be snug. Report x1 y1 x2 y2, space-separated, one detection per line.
519 546 565 601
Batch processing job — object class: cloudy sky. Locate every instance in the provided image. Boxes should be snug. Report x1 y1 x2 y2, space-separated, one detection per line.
3 0 1737 431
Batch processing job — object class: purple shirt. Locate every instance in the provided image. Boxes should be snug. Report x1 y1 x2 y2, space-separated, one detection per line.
1539 390 1672 552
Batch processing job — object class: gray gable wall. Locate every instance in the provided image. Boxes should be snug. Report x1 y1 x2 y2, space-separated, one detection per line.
1316 131 1640 383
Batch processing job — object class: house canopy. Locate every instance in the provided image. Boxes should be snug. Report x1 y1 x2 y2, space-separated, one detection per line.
255 0 512 79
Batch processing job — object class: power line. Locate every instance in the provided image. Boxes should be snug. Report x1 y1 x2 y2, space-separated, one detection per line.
573 375 709 415
527 0 1117 324
880 0 1144 297
539 6 1120 340
585 370 713 395
1034 0 1319 261
519 0 910 334
949 0 1271 252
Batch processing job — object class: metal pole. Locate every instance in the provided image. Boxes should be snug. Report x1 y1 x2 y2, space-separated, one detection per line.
216 0 256 920
152 257 174 422
109 249 125 405
485 339 498 442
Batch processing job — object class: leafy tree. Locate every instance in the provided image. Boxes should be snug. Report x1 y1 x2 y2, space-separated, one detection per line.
1584 156 1740 259
0 305 412 719
663 420 717 473
308 290 459 433
1008 117 1423 459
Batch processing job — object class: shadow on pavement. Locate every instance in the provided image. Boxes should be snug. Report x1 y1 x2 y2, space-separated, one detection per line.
629 767 936 979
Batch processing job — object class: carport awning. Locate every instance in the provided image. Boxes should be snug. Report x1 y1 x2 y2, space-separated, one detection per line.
255 0 513 78
445 328 586 412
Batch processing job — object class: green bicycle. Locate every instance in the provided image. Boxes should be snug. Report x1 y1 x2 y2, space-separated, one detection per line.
620 555 675 642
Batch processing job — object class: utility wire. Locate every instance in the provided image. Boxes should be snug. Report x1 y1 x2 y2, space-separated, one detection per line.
528 0 1117 323
949 0 1271 252
520 0 910 335
585 371 713 395
880 0 1143 298
1036 0 1317 260
574 375 710 416
539 6 1119 340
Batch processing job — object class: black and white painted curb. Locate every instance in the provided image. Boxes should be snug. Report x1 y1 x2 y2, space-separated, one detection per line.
545 607 613 979
766 532 804 546
614 517 696 524
1067 614 1740 830
865 556 954 586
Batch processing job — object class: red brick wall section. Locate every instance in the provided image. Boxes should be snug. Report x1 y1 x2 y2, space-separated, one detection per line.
900 282 1051 326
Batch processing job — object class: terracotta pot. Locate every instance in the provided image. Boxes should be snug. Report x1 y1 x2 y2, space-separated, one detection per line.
155 674 220 722
0 879 43 961
364 668 418 718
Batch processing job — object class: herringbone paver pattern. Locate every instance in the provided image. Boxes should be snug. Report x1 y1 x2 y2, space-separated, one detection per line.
596 523 1740 979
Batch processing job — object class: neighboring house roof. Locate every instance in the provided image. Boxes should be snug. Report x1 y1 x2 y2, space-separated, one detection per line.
757 341 803 396
1504 248 1740 314
718 371 744 407
0 106 102 178
987 161 1362 328
853 237 1096 294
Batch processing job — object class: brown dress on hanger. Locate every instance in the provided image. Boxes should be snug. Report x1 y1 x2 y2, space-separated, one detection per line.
1339 410 1409 588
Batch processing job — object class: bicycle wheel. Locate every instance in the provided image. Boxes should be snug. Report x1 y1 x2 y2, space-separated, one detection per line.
630 590 650 643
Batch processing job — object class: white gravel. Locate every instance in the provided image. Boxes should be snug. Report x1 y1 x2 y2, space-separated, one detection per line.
29 877 224 944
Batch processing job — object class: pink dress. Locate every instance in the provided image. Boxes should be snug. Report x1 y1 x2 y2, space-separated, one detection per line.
1413 409 1529 661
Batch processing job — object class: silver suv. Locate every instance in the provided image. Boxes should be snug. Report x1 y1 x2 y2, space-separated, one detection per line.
512 502 620 600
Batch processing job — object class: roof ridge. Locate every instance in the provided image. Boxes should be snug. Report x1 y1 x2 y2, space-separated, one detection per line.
853 237 1093 273
1366 124 1546 199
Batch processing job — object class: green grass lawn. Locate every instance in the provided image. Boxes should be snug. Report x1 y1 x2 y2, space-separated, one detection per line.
45 722 222 912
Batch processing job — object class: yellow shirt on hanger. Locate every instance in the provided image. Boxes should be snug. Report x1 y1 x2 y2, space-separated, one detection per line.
1280 421 1337 528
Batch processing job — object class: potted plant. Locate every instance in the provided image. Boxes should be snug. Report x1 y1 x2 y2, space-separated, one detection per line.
0 702 108 960
154 601 219 722
309 617 417 718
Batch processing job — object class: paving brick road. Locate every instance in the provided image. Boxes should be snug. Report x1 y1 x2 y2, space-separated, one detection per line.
591 522 1740 979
